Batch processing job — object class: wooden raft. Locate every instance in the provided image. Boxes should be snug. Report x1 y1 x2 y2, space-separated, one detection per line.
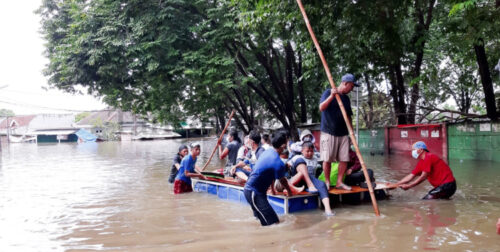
328 183 399 195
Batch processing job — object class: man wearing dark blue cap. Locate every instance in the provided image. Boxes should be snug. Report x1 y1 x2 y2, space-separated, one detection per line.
319 73 359 190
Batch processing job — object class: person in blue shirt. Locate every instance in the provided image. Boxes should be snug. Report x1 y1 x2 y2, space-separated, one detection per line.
286 142 334 216
319 73 358 191
244 132 303 226
173 142 207 194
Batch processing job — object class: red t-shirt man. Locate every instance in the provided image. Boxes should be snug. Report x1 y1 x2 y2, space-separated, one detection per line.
411 153 455 188
395 141 457 199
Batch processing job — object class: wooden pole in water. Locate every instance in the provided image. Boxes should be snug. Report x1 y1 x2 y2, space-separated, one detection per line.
200 110 235 172
295 0 380 216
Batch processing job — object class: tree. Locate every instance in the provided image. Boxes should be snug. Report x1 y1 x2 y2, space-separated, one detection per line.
75 112 90 122
447 0 500 120
0 109 15 117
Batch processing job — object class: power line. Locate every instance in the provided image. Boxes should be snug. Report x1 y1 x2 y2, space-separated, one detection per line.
1 88 82 97
0 99 111 113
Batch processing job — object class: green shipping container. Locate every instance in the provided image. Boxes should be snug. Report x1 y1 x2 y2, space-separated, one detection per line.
447 122 500 162
358 128 385 155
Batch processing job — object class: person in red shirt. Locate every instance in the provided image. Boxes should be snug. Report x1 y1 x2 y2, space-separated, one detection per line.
395 141 456 199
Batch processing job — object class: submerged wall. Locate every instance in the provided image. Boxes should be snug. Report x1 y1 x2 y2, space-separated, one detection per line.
447 121 500 162
310 121 499 162
386 124 448 161
358 128 385 155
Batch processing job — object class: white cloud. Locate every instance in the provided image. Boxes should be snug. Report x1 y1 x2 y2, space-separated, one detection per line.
0 0 105 115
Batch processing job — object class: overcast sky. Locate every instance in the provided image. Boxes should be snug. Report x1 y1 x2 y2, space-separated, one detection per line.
0 1 106 116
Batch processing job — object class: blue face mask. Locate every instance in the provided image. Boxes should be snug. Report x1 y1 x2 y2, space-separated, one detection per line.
412 149 420 159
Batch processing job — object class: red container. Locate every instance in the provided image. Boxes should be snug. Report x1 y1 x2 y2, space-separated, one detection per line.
385 124 448 162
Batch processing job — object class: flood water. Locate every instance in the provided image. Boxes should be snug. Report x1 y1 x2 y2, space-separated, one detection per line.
0 139 499 251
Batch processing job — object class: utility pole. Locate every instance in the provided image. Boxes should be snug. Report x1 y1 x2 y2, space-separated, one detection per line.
0 85 9 151
356 86 359 143
6 116 10 144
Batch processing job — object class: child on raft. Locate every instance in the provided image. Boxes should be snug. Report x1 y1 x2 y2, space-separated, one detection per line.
168 144 189 184
289 129 318 158
173 142 207 194
283 141 334 216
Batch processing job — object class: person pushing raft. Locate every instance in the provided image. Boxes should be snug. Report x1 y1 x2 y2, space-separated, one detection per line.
243 132 303 226
173 142 207 194
394 141 457 199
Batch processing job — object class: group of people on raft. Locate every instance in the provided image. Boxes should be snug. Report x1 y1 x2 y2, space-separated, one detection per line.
168 73 457 226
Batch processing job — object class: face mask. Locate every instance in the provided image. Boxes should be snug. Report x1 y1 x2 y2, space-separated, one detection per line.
412 149 420 159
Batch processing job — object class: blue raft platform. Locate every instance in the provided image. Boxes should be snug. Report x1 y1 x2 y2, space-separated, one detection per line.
192 177 396 215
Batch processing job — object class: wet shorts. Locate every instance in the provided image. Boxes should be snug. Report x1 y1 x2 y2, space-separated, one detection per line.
320 132 350 163
173 179 193 194
244 189 279 226
423 181 456 200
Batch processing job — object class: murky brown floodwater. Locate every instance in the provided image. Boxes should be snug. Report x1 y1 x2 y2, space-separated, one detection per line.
1 139 499 251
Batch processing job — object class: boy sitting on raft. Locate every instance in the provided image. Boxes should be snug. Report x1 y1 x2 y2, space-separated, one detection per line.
244 132 303 226
173 142 207 194
283 142 334 216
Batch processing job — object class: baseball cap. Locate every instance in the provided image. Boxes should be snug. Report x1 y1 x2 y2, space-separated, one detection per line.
412 141 428 150
341 73 359 87
190 142 201 149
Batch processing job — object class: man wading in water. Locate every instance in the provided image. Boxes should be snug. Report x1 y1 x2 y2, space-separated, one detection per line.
394 141 457 199
243 132 303 226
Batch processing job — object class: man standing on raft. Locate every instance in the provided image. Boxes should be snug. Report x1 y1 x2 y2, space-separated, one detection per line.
395 141 457 199
319 73 358 190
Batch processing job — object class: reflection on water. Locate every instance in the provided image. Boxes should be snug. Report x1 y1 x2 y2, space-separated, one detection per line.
0 140 499 251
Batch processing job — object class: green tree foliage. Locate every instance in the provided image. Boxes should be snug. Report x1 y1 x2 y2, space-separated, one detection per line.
38 0 499 136
74 112 90 122
0 109 15 117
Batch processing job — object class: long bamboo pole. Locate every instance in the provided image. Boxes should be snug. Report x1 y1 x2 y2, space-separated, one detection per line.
200 110 235 171
295 0 380 216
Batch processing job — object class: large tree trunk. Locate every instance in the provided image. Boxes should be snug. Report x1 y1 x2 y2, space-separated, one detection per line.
388 64 408 125
408 0 435 124
474 41 498 121
295 51 307 123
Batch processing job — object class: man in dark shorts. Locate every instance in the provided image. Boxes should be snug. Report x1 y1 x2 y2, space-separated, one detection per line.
243 132 300 226
395 141 457 199
319 73 358 191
